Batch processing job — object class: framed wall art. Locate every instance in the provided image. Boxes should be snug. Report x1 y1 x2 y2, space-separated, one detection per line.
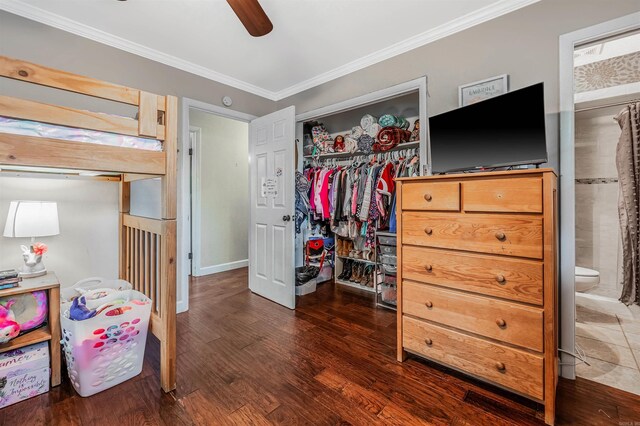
458 74 509 106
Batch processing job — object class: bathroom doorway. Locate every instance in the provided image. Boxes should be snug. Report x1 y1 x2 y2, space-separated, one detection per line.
573 30 640 395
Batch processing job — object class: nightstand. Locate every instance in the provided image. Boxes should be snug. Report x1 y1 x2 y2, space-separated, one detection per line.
0 272 61 387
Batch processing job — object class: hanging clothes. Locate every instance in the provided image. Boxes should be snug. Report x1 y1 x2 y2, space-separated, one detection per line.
301 150 419 240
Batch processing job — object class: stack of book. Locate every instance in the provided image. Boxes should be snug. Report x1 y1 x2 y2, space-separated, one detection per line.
0 270 22 290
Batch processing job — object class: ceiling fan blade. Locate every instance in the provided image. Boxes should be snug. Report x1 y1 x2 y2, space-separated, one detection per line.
226 0 273 37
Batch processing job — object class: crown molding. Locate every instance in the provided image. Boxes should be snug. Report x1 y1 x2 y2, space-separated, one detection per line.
0 0 280 100
274 0 540 100
1 0 540 102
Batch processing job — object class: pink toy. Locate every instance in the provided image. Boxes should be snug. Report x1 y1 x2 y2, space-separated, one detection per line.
0 301 20 344
19 291 48 332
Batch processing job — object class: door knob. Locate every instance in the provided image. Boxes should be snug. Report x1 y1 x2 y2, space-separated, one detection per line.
282 215 291 222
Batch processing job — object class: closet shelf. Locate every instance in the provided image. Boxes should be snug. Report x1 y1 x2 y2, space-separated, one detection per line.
336 255 375 265
303 141 420 160
376 231 397 237
376 300 398 311
335 279 376 293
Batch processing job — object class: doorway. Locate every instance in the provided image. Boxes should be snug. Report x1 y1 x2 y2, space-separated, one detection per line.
179 99 255 308
559 11 640 381
572 31 640 395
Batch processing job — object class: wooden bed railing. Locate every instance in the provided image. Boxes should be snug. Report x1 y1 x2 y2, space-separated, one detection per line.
0 56 177 392
121 214 176 361
0 56 170 176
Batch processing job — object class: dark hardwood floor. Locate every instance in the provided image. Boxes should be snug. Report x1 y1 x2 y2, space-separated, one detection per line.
1 267 639 425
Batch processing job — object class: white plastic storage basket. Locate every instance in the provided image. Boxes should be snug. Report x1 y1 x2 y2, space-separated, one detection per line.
60 278 152 397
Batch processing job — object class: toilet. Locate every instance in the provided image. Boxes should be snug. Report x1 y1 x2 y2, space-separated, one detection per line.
575 266 600 292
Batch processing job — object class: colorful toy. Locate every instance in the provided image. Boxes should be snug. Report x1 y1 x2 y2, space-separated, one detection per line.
69 296 96 321
0 291 49 335
17 291 48 332
0 301 20 344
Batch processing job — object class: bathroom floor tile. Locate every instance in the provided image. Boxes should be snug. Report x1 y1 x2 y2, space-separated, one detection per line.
576 322 628 346
615 304 640 321
575 322 628 347
576 358 640 396
576 335 638 368
625 330 640 351
585 286 621 299
618 317 640 335
576 304 621 330
584 298 637 319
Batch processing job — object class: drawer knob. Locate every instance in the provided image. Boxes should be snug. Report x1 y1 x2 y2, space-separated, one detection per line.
496 274 506 284
425 301 433 308
495 362 506 372
496 319 507 328
425 338 433 346
425 264 433 272
424 194 433 202
424 227 433 235
495 232 506 241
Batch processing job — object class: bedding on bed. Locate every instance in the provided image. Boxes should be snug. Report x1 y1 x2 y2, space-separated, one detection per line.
0 116 162 151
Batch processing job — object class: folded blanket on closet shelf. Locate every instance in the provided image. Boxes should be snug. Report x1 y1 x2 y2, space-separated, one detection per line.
360 114 378 135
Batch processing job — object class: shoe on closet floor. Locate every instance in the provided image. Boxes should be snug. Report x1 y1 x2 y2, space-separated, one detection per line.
363 265 373 287
339 260 353 281
350 263 362 282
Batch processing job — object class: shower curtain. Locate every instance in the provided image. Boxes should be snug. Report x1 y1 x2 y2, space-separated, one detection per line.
616 101 640 305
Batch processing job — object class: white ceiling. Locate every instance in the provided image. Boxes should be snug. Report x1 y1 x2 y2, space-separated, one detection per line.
0 0 539 100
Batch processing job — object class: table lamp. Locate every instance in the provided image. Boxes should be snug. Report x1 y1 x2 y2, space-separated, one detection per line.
3 201 60 278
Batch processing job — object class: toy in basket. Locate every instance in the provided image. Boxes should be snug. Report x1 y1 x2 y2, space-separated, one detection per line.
60 277 152 397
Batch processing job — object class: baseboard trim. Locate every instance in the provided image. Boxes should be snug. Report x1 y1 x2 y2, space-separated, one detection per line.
195 259 248 277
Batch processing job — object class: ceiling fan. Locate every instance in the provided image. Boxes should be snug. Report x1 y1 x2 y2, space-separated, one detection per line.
226 0 273 37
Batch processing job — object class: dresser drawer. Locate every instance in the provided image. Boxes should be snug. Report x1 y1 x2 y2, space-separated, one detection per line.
402 246 543 305
402 316 544 400
402 212 543 259
463 177 543 213
402 181 460 211
402 281 543 351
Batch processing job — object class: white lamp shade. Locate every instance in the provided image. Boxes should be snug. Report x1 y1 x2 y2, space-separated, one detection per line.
3 201 60 238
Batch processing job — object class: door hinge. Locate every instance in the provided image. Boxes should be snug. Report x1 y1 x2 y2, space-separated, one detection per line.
188 253 193 260
188 148 193 156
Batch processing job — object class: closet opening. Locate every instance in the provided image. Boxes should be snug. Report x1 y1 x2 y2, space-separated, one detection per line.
293 80 427 310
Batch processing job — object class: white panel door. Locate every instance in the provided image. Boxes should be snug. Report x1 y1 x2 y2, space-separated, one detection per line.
249 106 295 309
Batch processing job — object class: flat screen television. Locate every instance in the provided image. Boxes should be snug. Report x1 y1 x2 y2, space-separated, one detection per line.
429 82 547 174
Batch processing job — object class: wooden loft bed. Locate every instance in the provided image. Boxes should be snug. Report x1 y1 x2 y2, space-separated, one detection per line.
0 56 177 392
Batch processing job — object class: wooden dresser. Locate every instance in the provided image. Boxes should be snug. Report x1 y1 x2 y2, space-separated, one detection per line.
396 169 558 425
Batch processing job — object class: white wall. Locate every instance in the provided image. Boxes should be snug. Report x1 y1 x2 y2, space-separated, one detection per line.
190 110 249 275
277 0 640 173
0 177 119 287
130 179 162 219
0 12 277 118
575 105 626 299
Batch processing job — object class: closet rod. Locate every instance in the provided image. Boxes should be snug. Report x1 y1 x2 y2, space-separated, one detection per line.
575 98 639 113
